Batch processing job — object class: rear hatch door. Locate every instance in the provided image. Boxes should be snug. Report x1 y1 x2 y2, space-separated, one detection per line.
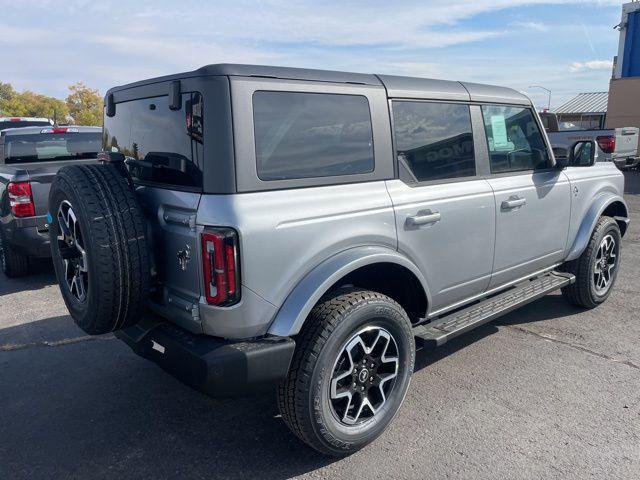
102 92 205 333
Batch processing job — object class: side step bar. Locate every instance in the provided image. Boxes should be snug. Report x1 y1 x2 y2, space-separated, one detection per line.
413 271 575 349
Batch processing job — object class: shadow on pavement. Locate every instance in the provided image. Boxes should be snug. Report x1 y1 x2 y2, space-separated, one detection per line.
414 293 584 372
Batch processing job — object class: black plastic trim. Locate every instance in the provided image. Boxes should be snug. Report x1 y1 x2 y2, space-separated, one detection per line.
116 313 295 397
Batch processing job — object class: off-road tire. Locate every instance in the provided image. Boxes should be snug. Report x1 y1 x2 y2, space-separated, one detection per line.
0 228 30 277
277 289 415 456
49 164 150 335
561 216 621 309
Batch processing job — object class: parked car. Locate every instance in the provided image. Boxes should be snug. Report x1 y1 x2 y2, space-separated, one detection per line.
539 111 640 170
0 125 101 277
47 65 629 456
0 117 53 131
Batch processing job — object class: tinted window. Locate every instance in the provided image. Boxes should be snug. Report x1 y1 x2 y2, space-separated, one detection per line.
0 120 51 131
103 93 204 189
3 131 101 164
392 101 475 182
481 105 550 173
253 91 374 181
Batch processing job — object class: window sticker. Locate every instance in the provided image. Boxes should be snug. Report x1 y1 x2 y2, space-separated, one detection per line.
490 115 513 151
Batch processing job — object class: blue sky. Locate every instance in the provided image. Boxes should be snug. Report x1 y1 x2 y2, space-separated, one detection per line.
0 0 626 109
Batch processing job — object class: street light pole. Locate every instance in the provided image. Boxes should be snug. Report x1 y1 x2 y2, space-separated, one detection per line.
529 85 552 111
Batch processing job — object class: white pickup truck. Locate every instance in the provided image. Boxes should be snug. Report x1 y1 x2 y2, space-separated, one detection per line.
539 112 640 170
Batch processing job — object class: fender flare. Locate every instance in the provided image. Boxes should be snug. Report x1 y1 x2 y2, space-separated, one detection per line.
267 245 431 337
565 193 629 262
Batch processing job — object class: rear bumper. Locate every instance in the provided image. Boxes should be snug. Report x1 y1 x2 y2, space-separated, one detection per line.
613 156 640 169
115 313 296 397
3 216 50 257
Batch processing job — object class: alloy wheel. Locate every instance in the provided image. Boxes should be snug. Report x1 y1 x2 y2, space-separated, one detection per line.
593 234 617 296
56 200 88 302
329 326 400 426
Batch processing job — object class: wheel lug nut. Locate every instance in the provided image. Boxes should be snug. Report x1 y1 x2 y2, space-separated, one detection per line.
353 382 356 388
370 377 373 381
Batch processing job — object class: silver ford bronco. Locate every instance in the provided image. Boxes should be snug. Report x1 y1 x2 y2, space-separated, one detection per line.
48 64 629 456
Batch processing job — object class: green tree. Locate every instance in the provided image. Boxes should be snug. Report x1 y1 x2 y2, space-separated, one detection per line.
0 88 69 121
0 82 16 102
66 82 103 126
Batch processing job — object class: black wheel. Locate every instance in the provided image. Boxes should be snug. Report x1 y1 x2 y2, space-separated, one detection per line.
49 164 150 335
0 228 30 278
561 216 621 309
278 289 415 456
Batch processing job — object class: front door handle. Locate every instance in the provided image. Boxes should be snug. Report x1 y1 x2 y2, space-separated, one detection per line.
501 197 526 210
406 211 441 227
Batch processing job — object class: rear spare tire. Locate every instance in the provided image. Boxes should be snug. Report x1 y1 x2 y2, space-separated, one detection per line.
49 164 150 335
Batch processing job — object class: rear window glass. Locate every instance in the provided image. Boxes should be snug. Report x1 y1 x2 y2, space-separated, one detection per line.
252 91 374 181
103 93 204 189
0 121 51 131
3 132 101 164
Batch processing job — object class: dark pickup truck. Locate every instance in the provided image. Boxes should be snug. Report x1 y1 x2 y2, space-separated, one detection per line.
0 125 101 276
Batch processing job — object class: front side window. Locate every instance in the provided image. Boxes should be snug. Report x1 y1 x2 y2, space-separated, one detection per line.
253 91 374 181
392 101 475 182
481 105 550 173
103 92 204 189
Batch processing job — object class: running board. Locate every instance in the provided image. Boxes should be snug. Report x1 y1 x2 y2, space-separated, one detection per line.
413 271 575 349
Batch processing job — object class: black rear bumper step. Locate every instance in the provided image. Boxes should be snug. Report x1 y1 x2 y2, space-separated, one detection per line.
116 314 295 397
413 271 575 348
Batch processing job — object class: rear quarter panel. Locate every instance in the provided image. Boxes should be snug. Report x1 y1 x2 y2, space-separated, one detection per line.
196 182 397 336
197 182 397 305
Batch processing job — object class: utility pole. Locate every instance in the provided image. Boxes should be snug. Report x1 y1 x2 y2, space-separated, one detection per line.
529 85 552 111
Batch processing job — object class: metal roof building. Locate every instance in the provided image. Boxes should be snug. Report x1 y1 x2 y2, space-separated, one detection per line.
554 92 609 114
554 92 608 130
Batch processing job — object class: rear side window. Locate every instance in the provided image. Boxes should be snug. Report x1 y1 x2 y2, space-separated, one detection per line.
3 131 101 164
392 101 475 182
252 91 374 181
103 93 204 189
481 105 550 173
0 120 51 131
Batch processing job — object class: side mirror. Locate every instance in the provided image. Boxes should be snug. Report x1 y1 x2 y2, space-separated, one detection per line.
555 155 569 169
568 140 595 167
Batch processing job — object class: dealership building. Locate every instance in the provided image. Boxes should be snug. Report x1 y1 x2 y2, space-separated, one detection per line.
607 1 640 129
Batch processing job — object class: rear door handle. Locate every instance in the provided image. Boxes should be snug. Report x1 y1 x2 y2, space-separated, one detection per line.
406 211 441 227
501 197 526 210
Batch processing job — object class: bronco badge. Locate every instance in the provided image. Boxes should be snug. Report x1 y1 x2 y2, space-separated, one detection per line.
177 245 191 271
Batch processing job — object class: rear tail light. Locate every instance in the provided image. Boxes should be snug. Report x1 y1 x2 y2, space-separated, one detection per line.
40 127 78 134
8 181 35 217
201 228 240 306
596 135 616 154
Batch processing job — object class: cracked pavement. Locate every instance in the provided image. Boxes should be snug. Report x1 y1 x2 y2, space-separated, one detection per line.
1 172 639 479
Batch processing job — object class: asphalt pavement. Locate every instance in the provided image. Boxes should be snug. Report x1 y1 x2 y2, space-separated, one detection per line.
1 172 639 479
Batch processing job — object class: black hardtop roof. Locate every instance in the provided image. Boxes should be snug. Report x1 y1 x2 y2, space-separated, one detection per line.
106 63 530 105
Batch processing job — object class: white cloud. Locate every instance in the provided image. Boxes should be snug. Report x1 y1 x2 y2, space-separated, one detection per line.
0 0 623 104
569 60 613 72
512 21 549 31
